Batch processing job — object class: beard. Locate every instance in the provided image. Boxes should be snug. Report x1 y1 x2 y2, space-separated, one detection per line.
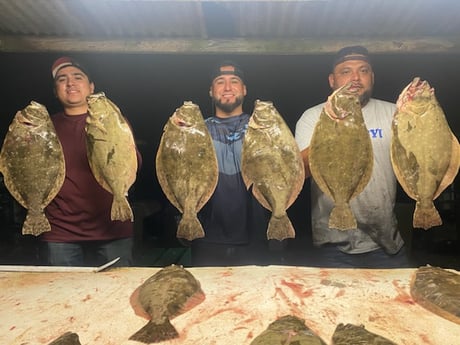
214 96 244 114
359 89 372 107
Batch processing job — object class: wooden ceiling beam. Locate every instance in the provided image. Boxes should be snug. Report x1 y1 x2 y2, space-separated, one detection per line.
1 35 460 54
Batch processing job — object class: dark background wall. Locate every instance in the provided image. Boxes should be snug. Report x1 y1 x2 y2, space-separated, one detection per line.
1 52 459 247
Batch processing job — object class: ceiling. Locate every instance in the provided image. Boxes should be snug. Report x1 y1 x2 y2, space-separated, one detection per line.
1 0 460 54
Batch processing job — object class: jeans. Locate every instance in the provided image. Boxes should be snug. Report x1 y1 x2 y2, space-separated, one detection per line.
40 238 133 267
311 245 416 269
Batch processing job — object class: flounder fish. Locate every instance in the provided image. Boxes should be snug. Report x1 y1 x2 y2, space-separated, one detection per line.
156 101 218 241
0 101 65 236
410 265 460 325
241 100 304 240
47 332 81 345
250 315 327 345
129 264 205 343
309 82 373 230
391 77 460 229
332 323 397 344
86 92 138 222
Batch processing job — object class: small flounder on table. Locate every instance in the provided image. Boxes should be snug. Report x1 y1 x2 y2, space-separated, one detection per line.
391 77 460 230
129 264 205 343
47 332 81 345
0 101 65 236
250 315 327 345
85 92 138 222
309 83 373 230
241 100 304 241
331 323 398 344
155 101 218 241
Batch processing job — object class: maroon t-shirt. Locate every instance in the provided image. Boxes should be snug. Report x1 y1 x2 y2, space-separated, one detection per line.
41 112 140 242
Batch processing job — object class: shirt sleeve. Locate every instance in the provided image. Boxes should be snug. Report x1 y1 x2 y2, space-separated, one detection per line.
295 103 324 151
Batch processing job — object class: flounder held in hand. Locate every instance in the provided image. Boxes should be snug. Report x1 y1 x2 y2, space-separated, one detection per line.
241 100 304 240
250 315 327 345
156 101 218 241
0 101 65 236
391 77 460 229
309 83 373 230
86 92 138 222
129 264 205 343
332 323 397 344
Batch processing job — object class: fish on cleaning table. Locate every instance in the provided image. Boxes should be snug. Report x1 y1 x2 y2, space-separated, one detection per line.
47 332 81 345
250 315 327 345
0 101 65 236
331 323 397 344
85 92 138 222
241 100 304 240
309 82 373 230
391 77 460 229
129 264 205 343
156 101 218 241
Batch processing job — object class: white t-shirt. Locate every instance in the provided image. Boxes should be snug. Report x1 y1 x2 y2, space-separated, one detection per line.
295 98 404 254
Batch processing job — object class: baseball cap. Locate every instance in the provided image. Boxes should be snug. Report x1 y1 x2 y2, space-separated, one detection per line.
332 45 371 70
210 60 245 83
51 56 90 80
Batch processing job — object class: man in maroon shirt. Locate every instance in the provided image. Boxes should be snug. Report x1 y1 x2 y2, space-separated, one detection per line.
40 57 141 266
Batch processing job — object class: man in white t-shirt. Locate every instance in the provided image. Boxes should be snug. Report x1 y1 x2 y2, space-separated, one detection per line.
295 46 413 268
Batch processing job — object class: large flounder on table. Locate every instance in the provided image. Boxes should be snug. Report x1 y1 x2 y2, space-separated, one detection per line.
156 101 218 241
391 77 460 230
0 101 65 236
241 100 304 241
309 83 373 230
86 92 138 222
129 264 205 343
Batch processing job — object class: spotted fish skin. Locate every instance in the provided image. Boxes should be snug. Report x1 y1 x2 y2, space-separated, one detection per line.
391 77 460 229
129 265 205 343
332 323 397 344
156 101 218 241
86 92 138 222
309 83 373 230
410 266 460 325
250 315 327 345
47 332 81 345
0 101 65 236
241 100 304 240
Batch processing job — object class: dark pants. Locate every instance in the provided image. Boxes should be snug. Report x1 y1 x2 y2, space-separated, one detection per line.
40 238 133 267
310 245 416 269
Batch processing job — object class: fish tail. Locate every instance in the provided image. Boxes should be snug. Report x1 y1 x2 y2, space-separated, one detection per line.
267 214 295 241
328 204 357 230
22 212 51 236
413 203 442 230
129 320 179 343
177 213 205 241
111 195 134 222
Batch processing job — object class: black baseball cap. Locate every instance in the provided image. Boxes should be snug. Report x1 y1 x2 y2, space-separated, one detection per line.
332 45 371 70
210 60 245 83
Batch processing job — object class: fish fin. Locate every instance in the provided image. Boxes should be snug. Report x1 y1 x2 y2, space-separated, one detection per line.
328 204 357 230
129 320 179 343
110 195 134 221
267 214 295 241
22 212 51 236
175 288 206 316
413 203 442 230
129 286 151 320
176 214 205 241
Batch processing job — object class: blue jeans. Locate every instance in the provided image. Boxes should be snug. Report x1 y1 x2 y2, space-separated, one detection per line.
311 245 415 268
40 238 133 267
